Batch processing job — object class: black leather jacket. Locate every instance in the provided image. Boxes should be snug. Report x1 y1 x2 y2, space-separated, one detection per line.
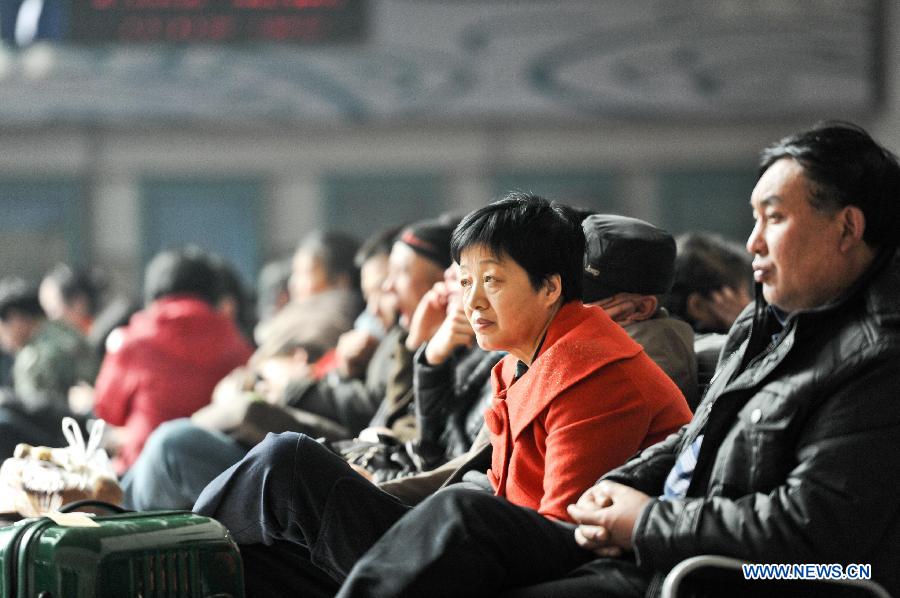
603 248 900 595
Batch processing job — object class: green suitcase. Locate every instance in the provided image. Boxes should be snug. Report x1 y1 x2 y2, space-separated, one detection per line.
0 510 244 598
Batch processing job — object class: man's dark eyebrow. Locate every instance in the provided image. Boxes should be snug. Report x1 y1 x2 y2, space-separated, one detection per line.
751 195 783 209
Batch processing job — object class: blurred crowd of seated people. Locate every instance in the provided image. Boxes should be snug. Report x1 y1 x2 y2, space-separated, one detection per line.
2 120 899 597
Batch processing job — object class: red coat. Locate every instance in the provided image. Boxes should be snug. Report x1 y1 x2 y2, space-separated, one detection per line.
94 296 253 473
483 301 691 522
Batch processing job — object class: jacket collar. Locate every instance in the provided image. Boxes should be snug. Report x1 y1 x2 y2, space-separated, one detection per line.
491 301 643 440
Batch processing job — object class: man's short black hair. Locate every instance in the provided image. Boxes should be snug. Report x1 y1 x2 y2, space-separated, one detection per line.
450 192 584 303
0 277 44 322
298 231 361 286
760 121 900 248
355 225 402 269
143 246 220 306
43 263 108 316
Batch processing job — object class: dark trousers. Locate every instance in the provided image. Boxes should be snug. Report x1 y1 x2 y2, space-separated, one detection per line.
337 486 651 597
194 432 650 598
193 432 412 597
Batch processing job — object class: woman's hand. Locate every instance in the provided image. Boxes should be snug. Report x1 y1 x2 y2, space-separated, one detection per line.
424 298 475 365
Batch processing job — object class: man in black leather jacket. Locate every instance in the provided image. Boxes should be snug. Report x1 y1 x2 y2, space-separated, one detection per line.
334 122 900 597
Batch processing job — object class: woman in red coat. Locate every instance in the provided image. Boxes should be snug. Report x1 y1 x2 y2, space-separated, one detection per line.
193 193 690 597
457 200 691 522
331 193 693 596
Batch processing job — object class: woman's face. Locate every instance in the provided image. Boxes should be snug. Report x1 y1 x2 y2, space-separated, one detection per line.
458 244 560 364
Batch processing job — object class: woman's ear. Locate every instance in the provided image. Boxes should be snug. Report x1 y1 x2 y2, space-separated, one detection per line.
542 274 563 306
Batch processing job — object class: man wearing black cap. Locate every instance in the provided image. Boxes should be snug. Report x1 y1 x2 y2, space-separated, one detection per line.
582 214 698 409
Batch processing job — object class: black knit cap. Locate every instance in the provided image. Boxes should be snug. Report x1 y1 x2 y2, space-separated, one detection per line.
0 277 42 321
398 214 459 268
581 214 676 303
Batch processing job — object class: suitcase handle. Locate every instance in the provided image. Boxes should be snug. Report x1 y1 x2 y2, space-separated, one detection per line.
58 499 131 514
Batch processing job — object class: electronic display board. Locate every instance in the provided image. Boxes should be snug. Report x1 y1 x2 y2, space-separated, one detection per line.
66 0 366 43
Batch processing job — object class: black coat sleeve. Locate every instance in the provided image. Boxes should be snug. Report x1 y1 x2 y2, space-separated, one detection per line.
632 354 900 572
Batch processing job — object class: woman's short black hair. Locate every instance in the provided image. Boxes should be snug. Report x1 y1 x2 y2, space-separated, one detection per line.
760 121 900 248
450 192 584 303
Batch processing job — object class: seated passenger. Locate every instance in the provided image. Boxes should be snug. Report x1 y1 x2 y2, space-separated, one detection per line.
39 263 108 337
668 232 753 335
343 264 503 482
581 214 699 408
257 216 455 439
208 254 256 345
336 122 900 597
252 230 362 362
120 221 447 510
320 226 400 385
91 247 253 474
667 231 754 394
0 277 99 459
194 229 373 442
254 258 292 326
193 192 691 596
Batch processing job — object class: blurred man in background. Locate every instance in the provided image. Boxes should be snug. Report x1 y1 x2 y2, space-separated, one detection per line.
0 276 98 458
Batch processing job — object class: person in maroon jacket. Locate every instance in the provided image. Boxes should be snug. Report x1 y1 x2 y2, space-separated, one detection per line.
92 247 253 474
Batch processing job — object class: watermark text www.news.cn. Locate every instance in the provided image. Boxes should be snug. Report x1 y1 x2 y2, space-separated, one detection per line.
742 563 872 581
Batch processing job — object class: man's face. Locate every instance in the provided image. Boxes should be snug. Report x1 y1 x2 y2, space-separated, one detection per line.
360 254 397 331
747 158 849 313
0 313 35 352
289 249 330 301
382 243 444 329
